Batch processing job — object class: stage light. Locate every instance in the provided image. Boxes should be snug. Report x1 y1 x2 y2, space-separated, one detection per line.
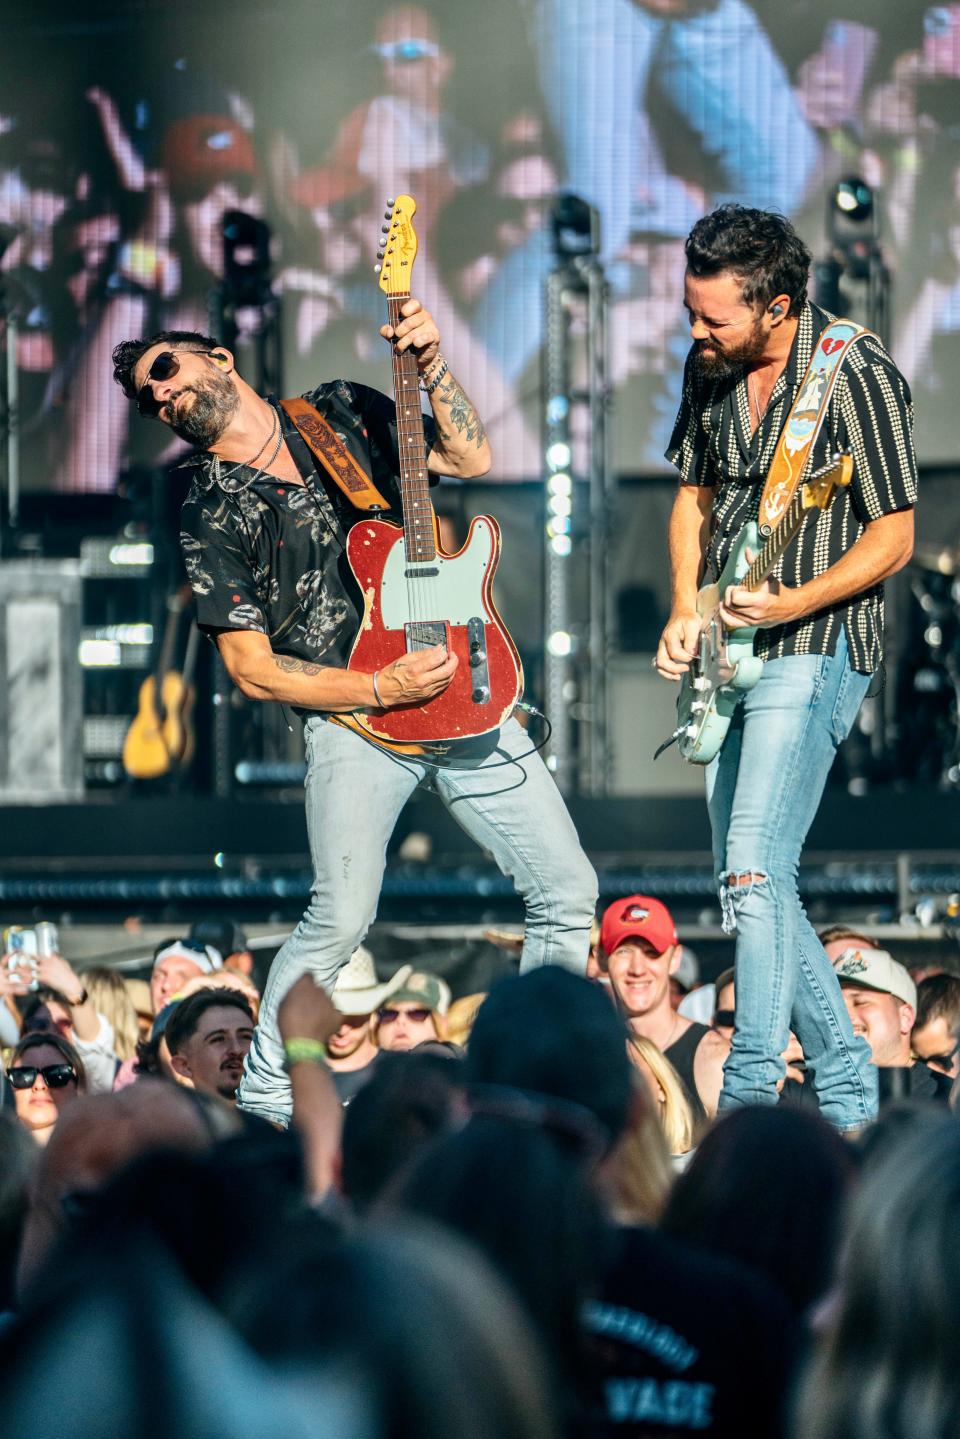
79 640 121 668
551 535 572 557
546 441 571 470
548 472 572 496
548 493 572 517
108 543 154 567
831 177 873 222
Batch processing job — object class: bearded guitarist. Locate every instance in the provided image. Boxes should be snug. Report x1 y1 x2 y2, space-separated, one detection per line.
654 205 917 1132
111 287 597 1126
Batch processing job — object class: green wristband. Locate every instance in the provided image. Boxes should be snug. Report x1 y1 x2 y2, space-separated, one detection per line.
284 1037 328 1068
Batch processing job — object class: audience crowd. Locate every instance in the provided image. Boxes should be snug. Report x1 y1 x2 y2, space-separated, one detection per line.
0 896 958 1437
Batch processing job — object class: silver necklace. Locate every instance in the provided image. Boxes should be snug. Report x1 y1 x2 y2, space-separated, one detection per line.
213 405 283 488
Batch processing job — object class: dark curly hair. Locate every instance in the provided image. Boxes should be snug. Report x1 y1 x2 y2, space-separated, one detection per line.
685 204 811 317
111 330 219 399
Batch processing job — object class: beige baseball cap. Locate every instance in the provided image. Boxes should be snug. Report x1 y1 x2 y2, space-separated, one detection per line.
833 946 917 1009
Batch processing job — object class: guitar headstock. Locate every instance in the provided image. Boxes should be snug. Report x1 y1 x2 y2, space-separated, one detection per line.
800 452 853 510
376 194 418 295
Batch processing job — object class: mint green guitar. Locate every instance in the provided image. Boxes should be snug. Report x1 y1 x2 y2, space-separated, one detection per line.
675 453 852 764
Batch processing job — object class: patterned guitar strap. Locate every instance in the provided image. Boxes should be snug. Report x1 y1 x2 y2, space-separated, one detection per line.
757 318 872 533
280 397 391 512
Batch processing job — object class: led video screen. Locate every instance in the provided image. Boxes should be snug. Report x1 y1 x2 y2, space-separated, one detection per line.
2 0 957 494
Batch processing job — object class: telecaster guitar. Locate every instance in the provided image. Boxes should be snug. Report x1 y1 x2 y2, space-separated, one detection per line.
342 194 523 748
675 453 852 765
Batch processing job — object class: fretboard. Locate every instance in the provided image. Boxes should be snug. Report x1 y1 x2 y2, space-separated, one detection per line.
388 293 435 562
744 483 808 592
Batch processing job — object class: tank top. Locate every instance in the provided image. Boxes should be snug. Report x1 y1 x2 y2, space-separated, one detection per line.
664 1020 709 1126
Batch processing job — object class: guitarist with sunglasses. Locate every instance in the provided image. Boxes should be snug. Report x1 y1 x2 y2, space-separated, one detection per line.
112 306 597 1127
654 205 917 1132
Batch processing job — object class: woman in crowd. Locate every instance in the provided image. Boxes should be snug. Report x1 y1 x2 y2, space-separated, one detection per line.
7 1032 86 1147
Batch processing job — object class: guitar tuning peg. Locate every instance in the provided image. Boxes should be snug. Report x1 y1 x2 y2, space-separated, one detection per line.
376 250 384 260
380 223 390 233
383 210 392 221
374 264 382 274
386 196 395 207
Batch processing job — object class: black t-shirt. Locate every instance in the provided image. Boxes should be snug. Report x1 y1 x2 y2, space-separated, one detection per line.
178 381 437 668
331 1054 383 1106
878 1062 953 1107
579 1226 796 1439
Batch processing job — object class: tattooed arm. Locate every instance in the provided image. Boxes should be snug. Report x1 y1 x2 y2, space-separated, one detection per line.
426 367 492 479
380 296 492 479
214 629 457 708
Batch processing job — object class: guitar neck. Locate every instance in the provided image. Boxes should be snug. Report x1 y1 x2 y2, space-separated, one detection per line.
743 485 808 592
387 293 435 562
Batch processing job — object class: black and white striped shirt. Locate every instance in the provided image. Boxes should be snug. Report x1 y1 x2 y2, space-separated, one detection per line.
665 302 918 673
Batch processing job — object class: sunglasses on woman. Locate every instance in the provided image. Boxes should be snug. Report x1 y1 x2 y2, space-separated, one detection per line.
8 1063 78 1090
136 350 215 416
377 1007 431 1024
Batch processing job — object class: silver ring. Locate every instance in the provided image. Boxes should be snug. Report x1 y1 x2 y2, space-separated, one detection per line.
650 656 658 671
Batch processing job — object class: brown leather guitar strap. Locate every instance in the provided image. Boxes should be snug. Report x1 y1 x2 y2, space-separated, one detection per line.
757 318 871 536
280 397 391 512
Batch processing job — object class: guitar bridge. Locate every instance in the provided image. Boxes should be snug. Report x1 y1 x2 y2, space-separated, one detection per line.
405 620 447 652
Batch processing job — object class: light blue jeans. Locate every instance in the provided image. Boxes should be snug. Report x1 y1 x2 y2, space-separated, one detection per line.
706 632 878 1130
239 715 598 1123
473 0 819 386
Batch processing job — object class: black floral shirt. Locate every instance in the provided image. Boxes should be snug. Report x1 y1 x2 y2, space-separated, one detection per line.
179 380 436 668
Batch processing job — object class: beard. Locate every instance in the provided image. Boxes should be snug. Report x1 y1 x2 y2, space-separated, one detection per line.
691 315 767 382
166 368 240 447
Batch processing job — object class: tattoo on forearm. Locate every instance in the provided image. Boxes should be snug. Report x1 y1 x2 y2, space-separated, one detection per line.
434 374 487 450
274 655 324 677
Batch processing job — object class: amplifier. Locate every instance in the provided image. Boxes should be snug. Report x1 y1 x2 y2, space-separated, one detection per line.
0 561 83 802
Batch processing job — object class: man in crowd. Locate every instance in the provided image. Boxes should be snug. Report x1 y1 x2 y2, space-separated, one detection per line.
712 966 736 1043
599 895 728 1123
189 919 256 979
911 973 960 1081
165 989 256 1105
150 938 223 1014
833 946 952 1103
373 972 451 1054
326 949 412 1104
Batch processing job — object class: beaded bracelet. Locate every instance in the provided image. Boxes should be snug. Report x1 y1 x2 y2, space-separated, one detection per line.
283 1037 328 1069
421 359 449 396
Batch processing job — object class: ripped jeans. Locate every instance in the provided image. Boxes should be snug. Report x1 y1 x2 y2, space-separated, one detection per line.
238 716 598 1124
706 632 878 1130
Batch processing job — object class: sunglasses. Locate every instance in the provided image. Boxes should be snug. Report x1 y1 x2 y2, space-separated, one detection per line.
377 1007 431 1024
8 1063 78 1090
136 350 214 416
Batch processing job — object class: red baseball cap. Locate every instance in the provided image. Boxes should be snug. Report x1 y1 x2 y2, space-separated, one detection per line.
600 895 678 958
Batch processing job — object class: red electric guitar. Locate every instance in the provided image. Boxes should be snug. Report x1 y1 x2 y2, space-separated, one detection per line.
342 194 523 749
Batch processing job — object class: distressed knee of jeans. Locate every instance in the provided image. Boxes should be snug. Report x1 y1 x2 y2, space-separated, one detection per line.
718 869 769 933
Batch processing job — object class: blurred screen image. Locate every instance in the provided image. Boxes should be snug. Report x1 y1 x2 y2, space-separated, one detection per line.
2 0 958 495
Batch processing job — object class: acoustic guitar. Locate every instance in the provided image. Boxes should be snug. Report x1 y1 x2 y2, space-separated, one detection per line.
122 587 193 779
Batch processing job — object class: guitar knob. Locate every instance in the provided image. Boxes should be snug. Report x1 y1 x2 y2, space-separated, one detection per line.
693 676 709 691
472 686 490 704
691 701 706 714
469 649 487 668
685 724 699 738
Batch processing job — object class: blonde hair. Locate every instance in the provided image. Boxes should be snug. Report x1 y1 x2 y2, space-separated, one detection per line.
628 1035 696 1156
82 968 140 1062
609 1074 674 1225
